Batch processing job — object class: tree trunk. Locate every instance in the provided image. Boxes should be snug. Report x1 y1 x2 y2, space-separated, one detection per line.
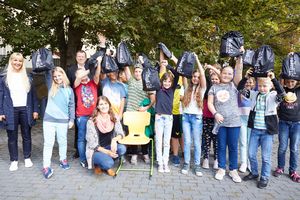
57 16 85 69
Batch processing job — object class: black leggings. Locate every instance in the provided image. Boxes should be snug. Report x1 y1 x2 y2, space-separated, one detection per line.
202 117 218 160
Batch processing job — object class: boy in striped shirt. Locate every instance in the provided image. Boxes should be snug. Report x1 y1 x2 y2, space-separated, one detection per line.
238 70 285 189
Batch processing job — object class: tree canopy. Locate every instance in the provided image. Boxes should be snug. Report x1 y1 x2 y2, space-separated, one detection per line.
0 0 299 73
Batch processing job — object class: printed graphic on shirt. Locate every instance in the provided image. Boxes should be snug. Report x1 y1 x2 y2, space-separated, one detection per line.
81 85 95 108
216 90 230 103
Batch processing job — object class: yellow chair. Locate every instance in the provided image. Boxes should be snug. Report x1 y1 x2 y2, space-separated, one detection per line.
115 111 154 179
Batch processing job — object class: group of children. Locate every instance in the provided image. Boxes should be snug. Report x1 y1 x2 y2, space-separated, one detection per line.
0 45 299 189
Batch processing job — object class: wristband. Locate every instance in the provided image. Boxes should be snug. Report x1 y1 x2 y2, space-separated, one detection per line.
213 112 219 117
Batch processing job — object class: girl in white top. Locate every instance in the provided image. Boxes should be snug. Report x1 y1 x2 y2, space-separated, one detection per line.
180 54 206 176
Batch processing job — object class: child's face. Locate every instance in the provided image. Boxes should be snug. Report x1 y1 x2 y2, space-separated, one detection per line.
108 72 118 81
163 78 172 89
220 67 233 83
53 71 63 85
245 78 255 90
98 99 110 114
191 72 200 85
211 74 220 85
134 68 142 81
257 78 272 94
285 79 297 89
81 76 89 84
118 72 127 83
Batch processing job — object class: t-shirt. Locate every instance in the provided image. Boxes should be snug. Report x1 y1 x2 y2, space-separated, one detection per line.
208 82 241 127
172 77 183 115
126 77 149 112
101 78 126 115
254 93 267 130
75 80 98 117
278 87 300 122
180 85 205 115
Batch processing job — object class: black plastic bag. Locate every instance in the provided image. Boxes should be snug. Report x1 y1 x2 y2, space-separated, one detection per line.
176 51 195 78
88 50 105 68
242 49 255 67
139 53 153 69
252 45 274 77
101 55 119 73
142 62 160 91
281 52 300 81
220 31 244 57
158 42 172 59
32 48 54 72
116 41 133 68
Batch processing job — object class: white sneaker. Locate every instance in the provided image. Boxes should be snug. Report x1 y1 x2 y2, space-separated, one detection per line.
25 158 33 168
239 163 247 173
158 165 164 173
9 161 18 171
215 168 225 180
213 159 218 170
229 170 242 183
130 155 137 165
202 158 209 169
164 165 170 173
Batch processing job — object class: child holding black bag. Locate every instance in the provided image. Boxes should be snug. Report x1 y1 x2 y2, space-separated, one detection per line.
155 59 179 173
241 70 286 189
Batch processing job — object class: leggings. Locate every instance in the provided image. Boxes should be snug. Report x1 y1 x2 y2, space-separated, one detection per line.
202 117 218 160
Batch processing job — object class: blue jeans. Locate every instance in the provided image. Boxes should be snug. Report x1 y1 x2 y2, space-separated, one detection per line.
76 116 89 162
155 114 173 166
248 128 273 180
277 120 300 172
182 113 203 165
43 122 68 167
218 126 240 170
93 144 126 170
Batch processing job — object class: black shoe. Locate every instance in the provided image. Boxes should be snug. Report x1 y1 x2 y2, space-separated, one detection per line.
257 179 269 189
243 172 259 181
72 151 79 159
80 160 88 168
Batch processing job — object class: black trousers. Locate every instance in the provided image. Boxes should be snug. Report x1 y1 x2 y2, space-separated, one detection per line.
7 107 31 161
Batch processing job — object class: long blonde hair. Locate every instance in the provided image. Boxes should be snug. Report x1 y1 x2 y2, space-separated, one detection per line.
49 67 70 97
5 52 30 92
182 70 203 109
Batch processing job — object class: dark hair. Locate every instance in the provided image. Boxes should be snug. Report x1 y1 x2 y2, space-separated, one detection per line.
160 72 174 86
76 50 87 57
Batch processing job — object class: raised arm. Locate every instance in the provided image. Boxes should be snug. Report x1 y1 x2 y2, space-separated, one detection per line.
233 56 243 86
93 56 102 85
124 66 131 81
195 53 206 90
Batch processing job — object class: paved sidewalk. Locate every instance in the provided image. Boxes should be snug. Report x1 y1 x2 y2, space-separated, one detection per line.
0 121 299 200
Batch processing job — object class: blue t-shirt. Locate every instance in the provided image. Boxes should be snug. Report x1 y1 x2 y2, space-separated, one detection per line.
101 78 126 115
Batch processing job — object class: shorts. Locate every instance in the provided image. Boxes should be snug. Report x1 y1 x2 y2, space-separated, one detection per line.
171 114 182 138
